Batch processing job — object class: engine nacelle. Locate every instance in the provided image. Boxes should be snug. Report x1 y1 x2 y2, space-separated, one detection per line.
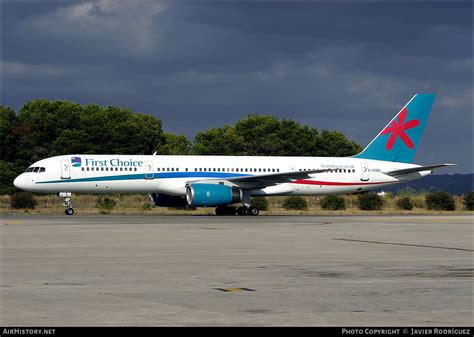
150 193 187 207
186 184 242 207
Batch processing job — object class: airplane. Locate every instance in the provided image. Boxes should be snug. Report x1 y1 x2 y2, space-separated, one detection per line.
13 94 454 216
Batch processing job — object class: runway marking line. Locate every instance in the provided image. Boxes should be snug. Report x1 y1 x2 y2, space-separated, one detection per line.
335 238 473 252
214 287 256 293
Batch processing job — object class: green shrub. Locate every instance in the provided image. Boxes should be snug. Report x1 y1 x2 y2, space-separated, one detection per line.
358 193 384 211
464 191 474 211
320 195 346 210
282 196 308 210
425 192 455 211
10 192 38 209
95 196 117 211
397 197 414 210
250 197 268 211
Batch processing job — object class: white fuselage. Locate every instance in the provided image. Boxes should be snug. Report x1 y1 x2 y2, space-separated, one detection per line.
13 155 428 196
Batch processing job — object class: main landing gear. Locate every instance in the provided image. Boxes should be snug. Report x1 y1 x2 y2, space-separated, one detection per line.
59 192 74 215
215 205 259 216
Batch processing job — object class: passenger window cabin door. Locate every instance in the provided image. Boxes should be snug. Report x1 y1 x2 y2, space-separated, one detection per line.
61 159 71 179
145 160 154 180
360 162 369 181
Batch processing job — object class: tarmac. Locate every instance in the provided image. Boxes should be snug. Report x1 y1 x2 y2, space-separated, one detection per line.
0 214 472 326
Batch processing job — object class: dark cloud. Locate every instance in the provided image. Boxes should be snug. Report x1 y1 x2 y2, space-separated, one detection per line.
2 1 472 172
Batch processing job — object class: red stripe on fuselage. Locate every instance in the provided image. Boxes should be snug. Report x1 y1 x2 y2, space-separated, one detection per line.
292 180 391 186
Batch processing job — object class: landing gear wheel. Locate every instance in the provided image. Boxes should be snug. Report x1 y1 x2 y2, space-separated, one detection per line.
237 206 248 216
248 206 259 216
65 208 75 216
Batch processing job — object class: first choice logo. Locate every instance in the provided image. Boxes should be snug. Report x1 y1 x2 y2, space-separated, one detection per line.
84 158 144 167
71 157 82 167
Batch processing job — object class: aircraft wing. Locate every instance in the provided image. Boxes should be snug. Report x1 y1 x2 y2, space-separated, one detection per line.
187 169 330 189
383 163 455 177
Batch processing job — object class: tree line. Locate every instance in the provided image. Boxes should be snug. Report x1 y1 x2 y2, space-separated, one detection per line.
0 99 362 194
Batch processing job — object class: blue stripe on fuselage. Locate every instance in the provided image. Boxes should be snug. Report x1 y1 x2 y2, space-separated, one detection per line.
36 171 251 184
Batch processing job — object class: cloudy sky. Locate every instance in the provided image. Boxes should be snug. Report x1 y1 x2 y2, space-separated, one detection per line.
2 1 472 173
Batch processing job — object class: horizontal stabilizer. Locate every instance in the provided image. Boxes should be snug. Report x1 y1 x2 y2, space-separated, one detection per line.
383 163 455 177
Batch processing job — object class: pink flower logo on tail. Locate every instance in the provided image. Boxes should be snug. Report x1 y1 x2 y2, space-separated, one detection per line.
381 107 420 150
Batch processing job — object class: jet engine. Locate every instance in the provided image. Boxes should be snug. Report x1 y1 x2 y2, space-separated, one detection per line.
186 183 242 207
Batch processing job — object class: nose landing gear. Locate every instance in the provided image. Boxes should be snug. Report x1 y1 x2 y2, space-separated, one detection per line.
59 192 74 215
65 206 74 216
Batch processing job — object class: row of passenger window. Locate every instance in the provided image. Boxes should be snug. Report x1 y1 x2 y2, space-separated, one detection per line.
156 167 282 173
193 167 280 173
328 169 356 173
79 167 354 174
157 168 181 172
297 168 355 173
81 167 281 173
25 167 45 173
81 167 138 172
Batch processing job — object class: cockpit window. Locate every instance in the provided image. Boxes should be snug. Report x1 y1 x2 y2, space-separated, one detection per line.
25 166 46 173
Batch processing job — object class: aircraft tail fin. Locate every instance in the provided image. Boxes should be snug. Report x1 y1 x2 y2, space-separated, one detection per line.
353 94 436 163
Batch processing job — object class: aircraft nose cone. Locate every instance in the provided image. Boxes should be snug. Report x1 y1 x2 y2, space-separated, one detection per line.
13 175 26 190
